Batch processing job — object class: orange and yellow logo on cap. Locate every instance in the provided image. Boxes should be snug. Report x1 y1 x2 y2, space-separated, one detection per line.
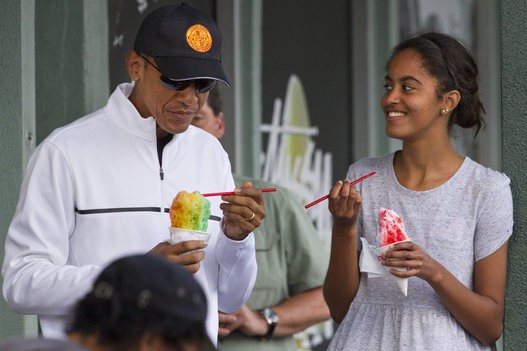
186 24 213 53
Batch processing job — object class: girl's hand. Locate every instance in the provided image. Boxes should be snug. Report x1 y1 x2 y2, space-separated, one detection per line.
328 179 362 228
381 241 440 283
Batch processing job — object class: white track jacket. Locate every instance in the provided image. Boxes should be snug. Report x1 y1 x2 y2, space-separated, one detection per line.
2 83 257 342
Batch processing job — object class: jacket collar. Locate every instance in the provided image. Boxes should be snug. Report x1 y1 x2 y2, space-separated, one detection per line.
106 83 159 142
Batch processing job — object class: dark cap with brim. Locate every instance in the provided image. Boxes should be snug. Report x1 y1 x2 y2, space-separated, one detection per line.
134 2 230 86
93 254 208 328
154 55 229 85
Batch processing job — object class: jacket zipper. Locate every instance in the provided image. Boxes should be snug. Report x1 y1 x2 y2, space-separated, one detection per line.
157 133 173 211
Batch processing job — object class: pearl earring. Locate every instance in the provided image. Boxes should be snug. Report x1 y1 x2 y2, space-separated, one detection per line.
441 109 449 114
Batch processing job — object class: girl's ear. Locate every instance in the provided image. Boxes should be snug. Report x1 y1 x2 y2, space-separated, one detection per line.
441 89 461 113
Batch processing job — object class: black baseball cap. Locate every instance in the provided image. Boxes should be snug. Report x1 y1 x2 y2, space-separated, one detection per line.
134 2 230 86
92 254 208 328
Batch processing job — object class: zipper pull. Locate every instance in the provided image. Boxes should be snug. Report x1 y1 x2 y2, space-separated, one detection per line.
159 167 164 180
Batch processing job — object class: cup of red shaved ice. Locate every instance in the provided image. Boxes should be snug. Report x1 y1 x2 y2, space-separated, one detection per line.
359 207 410 296
376 207 408 245
168 191 211 245
373 207 410 256
372 207 411 296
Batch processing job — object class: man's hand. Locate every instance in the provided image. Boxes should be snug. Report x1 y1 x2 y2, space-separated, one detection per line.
148 240 207 273
219 181 266 240
218 305 268 338
218 311 240 338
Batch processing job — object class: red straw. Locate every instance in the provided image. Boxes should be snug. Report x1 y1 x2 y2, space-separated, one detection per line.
304 171 376 209
202 188 277 197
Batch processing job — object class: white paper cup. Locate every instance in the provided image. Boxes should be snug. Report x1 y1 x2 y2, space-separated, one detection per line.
168 227 211 245
373 239 411 296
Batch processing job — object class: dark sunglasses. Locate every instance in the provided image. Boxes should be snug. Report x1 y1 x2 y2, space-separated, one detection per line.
139 54 217 94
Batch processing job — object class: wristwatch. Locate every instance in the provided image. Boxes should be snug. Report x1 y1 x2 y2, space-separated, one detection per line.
260 307 279 338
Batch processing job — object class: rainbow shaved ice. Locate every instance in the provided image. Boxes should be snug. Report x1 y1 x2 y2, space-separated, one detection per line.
170 191 210 232
377 207 408 247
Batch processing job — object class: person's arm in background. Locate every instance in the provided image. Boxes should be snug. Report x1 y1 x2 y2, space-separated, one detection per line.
270 286 329 336
219 286 328 337
219 182 330 337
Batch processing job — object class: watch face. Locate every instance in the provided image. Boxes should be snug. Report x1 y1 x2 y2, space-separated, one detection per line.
264 308 278 324
261 308 278 338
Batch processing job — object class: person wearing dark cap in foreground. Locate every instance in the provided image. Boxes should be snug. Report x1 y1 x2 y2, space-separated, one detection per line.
66 255 215 351
2 2 263 344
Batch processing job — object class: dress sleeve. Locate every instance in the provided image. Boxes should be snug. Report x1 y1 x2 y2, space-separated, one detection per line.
474 174 514 261
2 142 100 315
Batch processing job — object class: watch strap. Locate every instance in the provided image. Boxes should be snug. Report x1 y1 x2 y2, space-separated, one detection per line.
260 308 278 338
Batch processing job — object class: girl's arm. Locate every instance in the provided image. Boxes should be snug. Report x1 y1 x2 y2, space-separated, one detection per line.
322 180 362 323
431 243 508 345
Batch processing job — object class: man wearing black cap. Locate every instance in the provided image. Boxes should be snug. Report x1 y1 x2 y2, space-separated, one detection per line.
3 3 262 345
